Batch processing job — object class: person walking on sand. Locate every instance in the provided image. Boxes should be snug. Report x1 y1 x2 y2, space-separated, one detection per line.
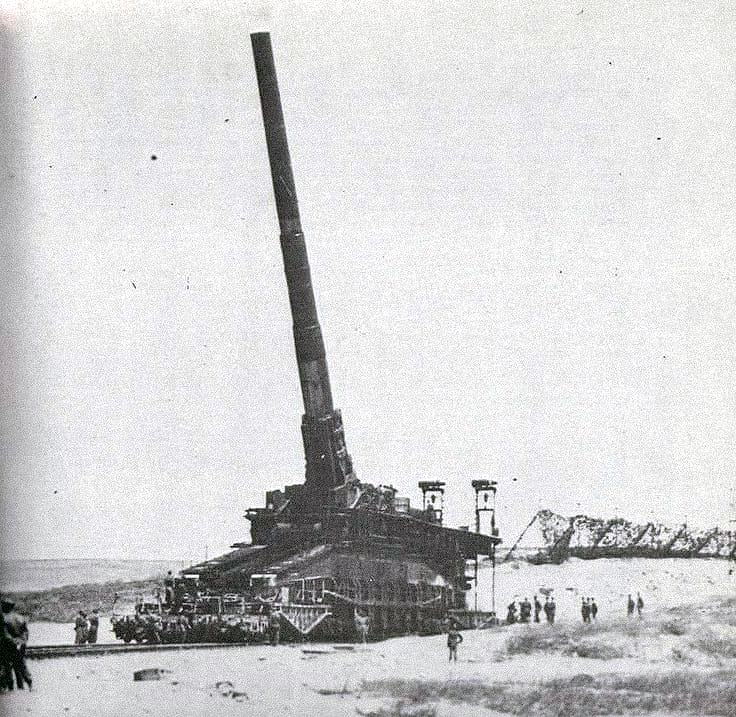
2 600 32 690
590 599 598 621
636 592 644 618
87 609 100 644
627 594 635 617
447 626 463 662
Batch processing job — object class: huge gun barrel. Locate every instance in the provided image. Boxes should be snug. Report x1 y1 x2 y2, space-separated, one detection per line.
251 32 355 508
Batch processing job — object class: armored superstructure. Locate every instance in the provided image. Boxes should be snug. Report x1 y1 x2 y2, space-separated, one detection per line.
114 33 500 643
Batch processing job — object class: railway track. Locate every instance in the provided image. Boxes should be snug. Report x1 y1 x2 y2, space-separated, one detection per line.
27 641 255 660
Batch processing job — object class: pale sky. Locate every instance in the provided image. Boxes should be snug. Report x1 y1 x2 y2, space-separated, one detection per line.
1 0 734 561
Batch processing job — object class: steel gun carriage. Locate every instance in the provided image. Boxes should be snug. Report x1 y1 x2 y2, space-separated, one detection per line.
113 32 500 644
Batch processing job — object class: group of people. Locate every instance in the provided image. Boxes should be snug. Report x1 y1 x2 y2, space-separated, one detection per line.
1 599 32 692
627 592 645 618
73 609 100 645
504 592 647 626
506 595 556 625
580 597 598 623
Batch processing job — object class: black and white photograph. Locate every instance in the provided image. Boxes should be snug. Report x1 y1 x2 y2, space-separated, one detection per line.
1 1 734 715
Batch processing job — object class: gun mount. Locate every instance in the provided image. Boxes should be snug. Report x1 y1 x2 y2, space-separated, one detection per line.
157 33 502 643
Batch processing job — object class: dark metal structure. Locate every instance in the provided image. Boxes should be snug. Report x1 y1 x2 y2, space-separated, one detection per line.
251 32 355 513
113 32 501 644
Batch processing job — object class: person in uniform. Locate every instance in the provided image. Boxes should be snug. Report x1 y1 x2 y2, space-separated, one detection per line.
150 616 163 644
506 601 517 625
581 598 590 623
163 572 175 606
636 592 644 618
2 600 32 690
627 594 635 617
354 608 370 644
1 610 16 691
446 626 463 662
533 595 542 623
87 609 100 644
548 598 556 624
519 598 532 623
74 611 88 645
268 611 281 646
590 599 598 621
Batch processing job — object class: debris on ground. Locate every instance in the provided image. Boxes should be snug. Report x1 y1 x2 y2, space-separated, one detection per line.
215 680 249 702
133 668 172 682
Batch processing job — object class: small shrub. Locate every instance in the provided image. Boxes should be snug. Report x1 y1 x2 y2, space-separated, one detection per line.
690 631 736 659
563 641 625 659
671 646 694 663
505 627 573 655
662 620 688 636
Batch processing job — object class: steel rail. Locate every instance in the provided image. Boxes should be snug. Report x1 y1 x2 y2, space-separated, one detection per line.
26 641 256 660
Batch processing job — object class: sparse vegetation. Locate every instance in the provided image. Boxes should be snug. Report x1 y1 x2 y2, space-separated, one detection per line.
501 596 736 666
662 619 688 635
356 701 437 717
690 629 736 659
362 669 736 716
566 640 624 659
504 625 627 659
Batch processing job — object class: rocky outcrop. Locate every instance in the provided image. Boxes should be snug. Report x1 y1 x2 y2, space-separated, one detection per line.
505 510 735 564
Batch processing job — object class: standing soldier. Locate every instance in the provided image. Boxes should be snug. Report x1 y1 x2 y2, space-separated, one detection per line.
519 598 532 624
163 571 175 606
549 597 556 624
533 595 542 623
268 611 281 646
590 599 598 621
1 600 32 690
446 626 463 662
354 609 370 644
627 594 635 617
543 597 552 624
636 592 644 618
148 615 163 644
87 609 100 644
1 610 15 691
74 610 88 645
581 598 590 624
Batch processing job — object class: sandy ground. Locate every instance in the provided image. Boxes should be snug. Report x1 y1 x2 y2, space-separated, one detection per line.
0 629 702 717
5 558 733 717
